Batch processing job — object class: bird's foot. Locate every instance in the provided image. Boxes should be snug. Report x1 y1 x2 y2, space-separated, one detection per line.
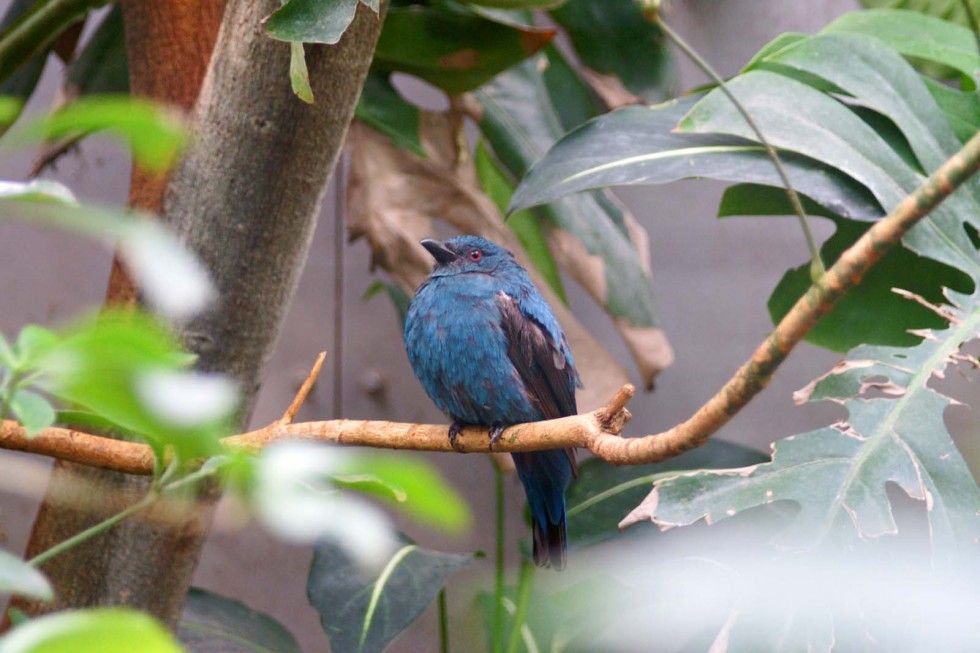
488 424 505 451
448 422 465 451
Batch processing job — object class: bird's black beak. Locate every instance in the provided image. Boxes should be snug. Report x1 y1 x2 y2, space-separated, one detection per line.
421 239 460 266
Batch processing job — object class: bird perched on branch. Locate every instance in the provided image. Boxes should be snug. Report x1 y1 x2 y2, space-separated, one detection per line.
404 235 580 569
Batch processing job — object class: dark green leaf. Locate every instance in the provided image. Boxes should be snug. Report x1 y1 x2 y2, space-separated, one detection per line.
539 44 603 131
354 69 424 157
823 9 980 81
307 540 471 653
65 5 128 96
11 96 188 172
510 96 882 222
361 279 411 326
0 0 51 130
566 440 767 549
475 51 672 386
461 0 568 8
923 77 980 143
372 5 554 93
264 0 370 44
337 452 472 534
0 608 187 653
630 288 980 560
178 587 302 653
0 548 52 601
549 0 674 102
474 139 567 303
9 388 55 436
718 184 972 351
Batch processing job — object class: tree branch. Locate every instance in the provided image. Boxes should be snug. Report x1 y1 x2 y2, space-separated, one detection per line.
2 131 978 473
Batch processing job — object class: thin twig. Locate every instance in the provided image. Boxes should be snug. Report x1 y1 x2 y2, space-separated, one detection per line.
280 351 326 425
648 8 825 278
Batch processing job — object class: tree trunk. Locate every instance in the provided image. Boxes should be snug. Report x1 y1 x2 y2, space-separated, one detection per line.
13 0 385 628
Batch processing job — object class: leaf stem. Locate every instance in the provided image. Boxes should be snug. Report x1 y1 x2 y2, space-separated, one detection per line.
438 588 449 653
27 490 158 568
649 11 826 278
493 463 505 653
506 557 534 653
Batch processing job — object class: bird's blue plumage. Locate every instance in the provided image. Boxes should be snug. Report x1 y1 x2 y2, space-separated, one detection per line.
404 235 580 569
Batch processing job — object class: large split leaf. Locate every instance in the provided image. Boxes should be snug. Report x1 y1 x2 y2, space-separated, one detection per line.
178 588 302 653
860 0 980 30
307 540 471 653
473 50 674 387
623 288 980 562
372 4 554 94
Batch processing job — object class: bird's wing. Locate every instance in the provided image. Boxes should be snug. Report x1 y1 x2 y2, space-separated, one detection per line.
497 291 579 475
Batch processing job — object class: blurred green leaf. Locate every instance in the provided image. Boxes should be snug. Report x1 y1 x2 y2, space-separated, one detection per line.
0 548 52 601
1 200 215 319
0 179 76 204
13 325 59 368
11 96 188 172
355 69 424 157
549 0 674 103
178 587 302 653
0 608 186 653
566 440 767 550
32 310 231 461
474 139 567 303
307 540 471 653
0 0 51 131
289 42 315 103
338 451 472 535
65 5 128 96
264 0 378 44
9 388 55 436
859 0 980 31
372 4 555 93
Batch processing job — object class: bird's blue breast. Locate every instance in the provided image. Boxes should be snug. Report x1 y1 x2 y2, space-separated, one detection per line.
404 272 544 425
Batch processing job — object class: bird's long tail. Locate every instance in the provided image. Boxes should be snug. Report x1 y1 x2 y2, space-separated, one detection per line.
512 449 575 570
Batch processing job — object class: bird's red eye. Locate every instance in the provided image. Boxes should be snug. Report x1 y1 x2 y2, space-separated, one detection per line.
469 250 482 261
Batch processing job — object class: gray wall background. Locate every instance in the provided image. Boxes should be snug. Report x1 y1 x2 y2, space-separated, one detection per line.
3 2 977 651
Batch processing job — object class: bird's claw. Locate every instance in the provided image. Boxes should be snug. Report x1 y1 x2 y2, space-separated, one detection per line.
488 425 505 451
448 422 465 451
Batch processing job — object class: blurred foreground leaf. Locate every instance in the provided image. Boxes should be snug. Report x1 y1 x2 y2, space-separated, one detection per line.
178 587 301 653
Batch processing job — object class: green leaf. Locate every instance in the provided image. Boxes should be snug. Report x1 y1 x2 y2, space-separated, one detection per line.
372 5 555 94
859 0 980 33
178 587 302 653
719 184 972 351
549 0 674 102
11 96 188 172
0 331 14 368
9 388 55 436
923 77 980 143
13 325 59 368
460 0 568 8
566 440 767 550
510 96 882 222
264 0 374 44
630 288 980 561
0 608 187 653
0 179 77 205
337 452 472 535
65 5 128 96
0 548 52 601
354 69 424 157
678 70 980 284
823 9 980 81
361 279 411 326
475 50 672 386
474 139 567 303
289 42 314 103
307 540 472 653
0 0 50 131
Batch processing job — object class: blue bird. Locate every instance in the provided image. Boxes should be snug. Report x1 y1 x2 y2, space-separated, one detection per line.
404 235 580 569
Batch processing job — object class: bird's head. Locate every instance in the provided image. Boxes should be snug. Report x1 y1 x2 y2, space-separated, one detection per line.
420 235 516 276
